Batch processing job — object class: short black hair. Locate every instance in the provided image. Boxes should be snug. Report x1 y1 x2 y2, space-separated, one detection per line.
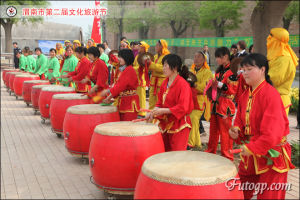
16 49 22 54
13 42 18 45
120 36 127 41
87 46 100 58
215 47 230 59
97 44 105 50
49 48 56 53
75 46 87 55
249 44 253 53
130 41 138 46
35 47 42 52
118 49 134 66
103 40 108 45
231 44 237 49
162 54 189 80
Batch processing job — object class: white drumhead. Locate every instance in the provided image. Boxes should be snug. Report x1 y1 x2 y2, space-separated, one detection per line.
6 72 23 75
142 151 237 186
32 84 58 89
53 93 89 100
24 80 49 84
15 74 39 78
94 121 159 137
41 86 75 92
67 104 118 115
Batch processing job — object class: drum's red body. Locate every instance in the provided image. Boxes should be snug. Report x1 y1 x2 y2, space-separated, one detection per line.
4 71 17 88
89 122 165 195
50 95 91 134
39 88 75 119
2 69 18 86
134 174 243 199
64 105 120 156
22 81 50 104
31 86 47 110
13 75 40 97
9 73 23 91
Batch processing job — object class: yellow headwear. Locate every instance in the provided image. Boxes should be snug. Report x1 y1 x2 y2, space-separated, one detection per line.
73 40 81 45
191 51 210 72
120 40 131 49
140 41 150 52
159 39 170 55
267 28 298 67
87 39 96 49
64 40 70 44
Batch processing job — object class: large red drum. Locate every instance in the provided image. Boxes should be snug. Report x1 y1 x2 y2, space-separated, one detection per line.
13 74 40 98
64 104 120 157
50 93 91 137
22 80 50 106
89 121 165 195
134 151 244 199
31 84 56 114
2 69 19 85
8 72 24 92
4 70 19 88
39 86 75 123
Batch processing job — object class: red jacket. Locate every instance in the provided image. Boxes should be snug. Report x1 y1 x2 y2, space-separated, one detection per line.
68 56 91 92
89 58 109 91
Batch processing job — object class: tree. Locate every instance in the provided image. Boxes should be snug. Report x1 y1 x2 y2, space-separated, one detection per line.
198 1 244 37
250 1 291 55
156 1 199 53
123 6 158 39
106 0 128 48
282 0 299 31
1 0 49 53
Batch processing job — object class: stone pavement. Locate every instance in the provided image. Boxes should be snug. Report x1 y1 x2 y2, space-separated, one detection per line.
1 72 299 199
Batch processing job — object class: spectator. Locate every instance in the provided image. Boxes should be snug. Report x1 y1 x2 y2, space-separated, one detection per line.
96 44 109 66
249 44 254 53
236 40 248 57
202 45 211 66
13 42 21 69
103 40 111 55
230 44 238 60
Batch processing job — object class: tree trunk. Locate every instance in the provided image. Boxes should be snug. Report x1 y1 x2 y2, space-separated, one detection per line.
250 1 291 55
282 16 291 31
2 22 13 53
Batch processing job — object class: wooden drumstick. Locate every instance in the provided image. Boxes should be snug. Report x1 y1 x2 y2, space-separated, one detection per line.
132 118 147 123
229 149 242 154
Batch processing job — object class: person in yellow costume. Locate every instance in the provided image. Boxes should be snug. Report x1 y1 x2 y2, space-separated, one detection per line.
133 41 150 117
73 40 81 59
87 39 96 49
267 28 299 115
64 40 71 48
56 42 65 64
188 51 213 148
148 39 170 109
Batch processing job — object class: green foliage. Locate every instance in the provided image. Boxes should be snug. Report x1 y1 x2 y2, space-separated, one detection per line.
156 1 199 37
284 0 299 22
1 0 49 25
289 88 299 113
291 140 300 168
106 0 128 34
198 0 244 37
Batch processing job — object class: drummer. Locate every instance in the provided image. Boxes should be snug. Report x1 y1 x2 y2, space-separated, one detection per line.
148 39 170 110
62 46 91 93
133 41 151 118
146 54 194 151
81 46 109 103
25 49 36 73
100 49 140 121
33 47 48 79
229 53 295 199
45 48 60 84
17 48 27 71
59 46 78 87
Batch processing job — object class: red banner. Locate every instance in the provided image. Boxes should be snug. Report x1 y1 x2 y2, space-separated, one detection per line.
91 0 101 43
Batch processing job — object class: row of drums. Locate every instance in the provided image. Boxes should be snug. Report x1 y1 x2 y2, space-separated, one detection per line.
3 68 244 199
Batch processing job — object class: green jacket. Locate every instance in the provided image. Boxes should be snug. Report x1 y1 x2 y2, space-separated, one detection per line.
25 55 36 73
45 57 61 81
59 55 78 86
19 54 27 71
34 54 48 75
100 53 109 66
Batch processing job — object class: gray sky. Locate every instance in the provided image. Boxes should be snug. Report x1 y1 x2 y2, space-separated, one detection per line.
45 1 96 39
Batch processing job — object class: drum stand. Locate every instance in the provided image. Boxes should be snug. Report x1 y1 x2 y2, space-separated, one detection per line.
33 108 39 115
51 128 63 138
40 116 47 124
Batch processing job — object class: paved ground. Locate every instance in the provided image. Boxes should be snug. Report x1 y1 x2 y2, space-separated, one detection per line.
1 70 299 199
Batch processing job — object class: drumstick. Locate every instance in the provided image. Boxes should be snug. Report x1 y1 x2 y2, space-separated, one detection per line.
229 149 242 154
132 118 147 123
140 109 151 112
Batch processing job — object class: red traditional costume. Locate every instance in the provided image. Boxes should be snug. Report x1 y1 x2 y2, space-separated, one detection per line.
155 75 194 151
109 65 140 121
87 58 109 103
206 63 238 160
235 73 249 104
233 80 295 199
68 56 91 93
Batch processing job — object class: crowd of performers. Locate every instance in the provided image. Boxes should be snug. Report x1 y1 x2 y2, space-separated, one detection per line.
13 28 298 199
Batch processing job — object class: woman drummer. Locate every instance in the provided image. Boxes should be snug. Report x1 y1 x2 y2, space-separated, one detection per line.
229 53 295 199
61 46 91 93
146 54 194 151
100 49 140 121
45 48 60 84
81 46 109 103
59 46 78 87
